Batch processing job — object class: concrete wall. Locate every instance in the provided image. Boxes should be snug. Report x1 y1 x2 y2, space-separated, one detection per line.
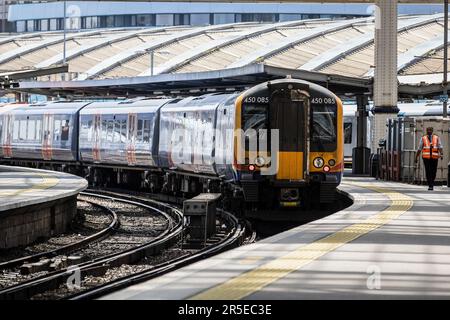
0 196 77 249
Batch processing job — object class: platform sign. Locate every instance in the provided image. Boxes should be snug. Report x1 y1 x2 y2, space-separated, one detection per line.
439 95 449 103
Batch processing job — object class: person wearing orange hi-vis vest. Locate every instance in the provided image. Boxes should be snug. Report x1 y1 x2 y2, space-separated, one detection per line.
415 127 444 191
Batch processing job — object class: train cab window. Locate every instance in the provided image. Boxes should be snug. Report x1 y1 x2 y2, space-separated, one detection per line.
311 105 337 152
344 123 353 144
242 104 268 151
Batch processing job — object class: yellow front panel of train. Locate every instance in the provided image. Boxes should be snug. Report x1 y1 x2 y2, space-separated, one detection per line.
277 152 303 181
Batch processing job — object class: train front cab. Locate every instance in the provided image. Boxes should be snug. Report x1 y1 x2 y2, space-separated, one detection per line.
235 79 343 215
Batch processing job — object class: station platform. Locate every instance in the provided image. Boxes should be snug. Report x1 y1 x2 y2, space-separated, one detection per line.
104 175 450 300
0 165 87 249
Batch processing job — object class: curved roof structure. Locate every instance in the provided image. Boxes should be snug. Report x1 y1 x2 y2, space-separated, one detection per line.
1 14 448 94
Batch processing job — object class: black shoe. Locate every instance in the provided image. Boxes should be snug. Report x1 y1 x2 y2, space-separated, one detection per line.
428 186 434 191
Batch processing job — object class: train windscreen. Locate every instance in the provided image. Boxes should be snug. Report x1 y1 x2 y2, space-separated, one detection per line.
311 105 337 152
242 104 268 151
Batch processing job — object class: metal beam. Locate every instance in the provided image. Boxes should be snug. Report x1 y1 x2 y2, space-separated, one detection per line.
0 65 69 80
0 29 113 66
139 19 324 76
394 34 448 75
35 26 184 69
77 23 251 80
228 17 373 69
303 13 443 72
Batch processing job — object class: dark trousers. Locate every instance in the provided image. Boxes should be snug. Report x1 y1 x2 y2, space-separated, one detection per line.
422 158 439 187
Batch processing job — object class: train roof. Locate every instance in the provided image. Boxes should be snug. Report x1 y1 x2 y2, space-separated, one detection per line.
80 98 173 115
160 93 236 112
243 78 339 101
343 100 443 117
0 103 27 114
10 101 91 115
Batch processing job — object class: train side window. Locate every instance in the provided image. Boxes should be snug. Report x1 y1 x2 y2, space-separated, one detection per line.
87 120 93 142
27 119 36 141
19 119 27 141
54 119 61 142
344 123 353 144
36 119 42 142
107 120 114 142
143 119 151 143
137 119 143 142
61 119 70 142
114 119 121 143
102 119 107 141
13 120 19 142
121 119 127 143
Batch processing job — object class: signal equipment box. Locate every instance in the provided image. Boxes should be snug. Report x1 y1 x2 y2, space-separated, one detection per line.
183 193 221 242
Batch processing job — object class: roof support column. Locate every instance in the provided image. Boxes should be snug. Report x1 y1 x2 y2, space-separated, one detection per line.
372 0 399 152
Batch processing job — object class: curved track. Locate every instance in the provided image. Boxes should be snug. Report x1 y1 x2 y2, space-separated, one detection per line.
0 192 183 300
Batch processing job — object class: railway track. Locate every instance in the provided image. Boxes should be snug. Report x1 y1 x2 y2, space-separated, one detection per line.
0 197 119 270
67 207 245 300
0 191 246 300
0 192 183 300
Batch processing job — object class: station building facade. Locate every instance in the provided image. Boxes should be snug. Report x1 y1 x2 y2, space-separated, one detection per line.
3 1 446 33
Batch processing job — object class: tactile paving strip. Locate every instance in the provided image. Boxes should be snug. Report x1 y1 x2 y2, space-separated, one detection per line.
190 182 413 300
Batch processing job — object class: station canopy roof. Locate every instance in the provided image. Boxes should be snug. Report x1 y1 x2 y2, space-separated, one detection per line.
1 14 449 98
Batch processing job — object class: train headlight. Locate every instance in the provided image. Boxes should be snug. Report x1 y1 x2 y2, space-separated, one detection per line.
313 157 325 168
328 159 336 166
255 156 266 167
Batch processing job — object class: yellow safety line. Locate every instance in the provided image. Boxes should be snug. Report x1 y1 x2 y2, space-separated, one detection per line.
0 172 59 197
190 182 413 300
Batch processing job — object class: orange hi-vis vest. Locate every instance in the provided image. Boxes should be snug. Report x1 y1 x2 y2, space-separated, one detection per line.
422 135 440 160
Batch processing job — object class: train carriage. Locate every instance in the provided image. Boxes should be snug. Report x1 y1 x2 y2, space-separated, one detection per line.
231 79 344 210
0 104 22 158
79 99 172 167
0 102 88 163
158 94 236 176
0 78 345 219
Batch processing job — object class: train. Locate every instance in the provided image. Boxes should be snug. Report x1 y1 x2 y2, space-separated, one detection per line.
0 79 344 218
343 100 443 166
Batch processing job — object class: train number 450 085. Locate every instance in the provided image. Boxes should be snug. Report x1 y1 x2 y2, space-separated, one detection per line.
311 97 336 104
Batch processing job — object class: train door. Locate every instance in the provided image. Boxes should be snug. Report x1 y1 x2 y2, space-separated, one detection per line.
92 113 101 162
270 87 309 181
2 113 13 158
127 113 137 166
42 113 53 160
